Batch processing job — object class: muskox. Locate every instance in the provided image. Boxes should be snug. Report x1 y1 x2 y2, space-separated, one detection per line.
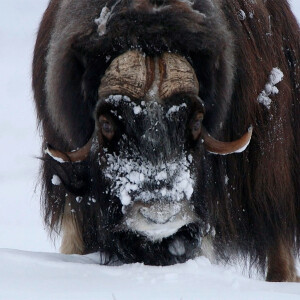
33 0 300 281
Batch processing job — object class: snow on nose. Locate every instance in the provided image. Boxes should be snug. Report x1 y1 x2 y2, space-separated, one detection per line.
104 150 194 207
139 203 181 224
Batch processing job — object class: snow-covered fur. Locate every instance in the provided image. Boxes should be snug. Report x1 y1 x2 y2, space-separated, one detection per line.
33 0 300 281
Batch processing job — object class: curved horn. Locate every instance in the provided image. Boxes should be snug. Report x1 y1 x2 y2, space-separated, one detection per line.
98 51 200 102
98 50 148 99
45 136 93 163
159 52 199 99
202 126 253 155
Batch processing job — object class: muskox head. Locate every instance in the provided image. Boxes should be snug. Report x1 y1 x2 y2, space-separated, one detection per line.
46 50 252 242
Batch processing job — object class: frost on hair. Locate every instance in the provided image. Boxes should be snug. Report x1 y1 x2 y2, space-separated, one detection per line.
257 68 284 109
103 149 194 207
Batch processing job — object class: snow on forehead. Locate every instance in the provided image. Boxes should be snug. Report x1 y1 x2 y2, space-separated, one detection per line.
103 150 194 207
104 95 188 118
104 95 131 105
104 95 145 115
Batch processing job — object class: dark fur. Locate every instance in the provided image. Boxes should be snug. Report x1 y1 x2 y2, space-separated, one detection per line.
33 0 300 280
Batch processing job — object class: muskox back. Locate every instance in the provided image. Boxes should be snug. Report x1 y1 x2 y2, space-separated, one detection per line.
33 0 300 281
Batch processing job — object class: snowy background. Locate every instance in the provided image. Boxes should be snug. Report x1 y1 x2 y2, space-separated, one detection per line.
0 1 299 299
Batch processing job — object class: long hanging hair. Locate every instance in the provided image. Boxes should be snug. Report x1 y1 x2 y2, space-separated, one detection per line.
32 0 300 270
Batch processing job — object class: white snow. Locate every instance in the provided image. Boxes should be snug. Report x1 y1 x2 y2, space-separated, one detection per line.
95 6 111 36
166 103 187 118
238 10 246 21
76 196 83 203
0 249 299 300
51 175 61 186
257 68 284 109
105 95 145 117
133 105 142 114
104 151 194 206
0 1 300 299
105 94 131 105
225 175 229 185
0 0 56 253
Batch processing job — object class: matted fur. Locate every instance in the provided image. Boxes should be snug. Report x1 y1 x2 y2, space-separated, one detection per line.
33 0 300 281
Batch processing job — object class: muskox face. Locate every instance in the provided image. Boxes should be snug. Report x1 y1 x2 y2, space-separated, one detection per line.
95 95 199 240
47 50 251 242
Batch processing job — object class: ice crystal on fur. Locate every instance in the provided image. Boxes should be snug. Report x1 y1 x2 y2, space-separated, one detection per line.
104 149 194 206
51 175 61 186
257 68 284 109
95 6 111 36
166 104 187 119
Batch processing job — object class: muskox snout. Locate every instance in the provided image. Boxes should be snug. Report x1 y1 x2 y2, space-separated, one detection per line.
139 204 181 224
124 201 197 240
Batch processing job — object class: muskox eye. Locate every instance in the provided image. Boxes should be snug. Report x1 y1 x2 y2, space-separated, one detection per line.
102 122 112 133
99 115 115 140
191 113 204 140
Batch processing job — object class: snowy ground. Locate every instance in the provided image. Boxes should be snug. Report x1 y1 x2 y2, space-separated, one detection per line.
1 249 300 300
0 1 299 299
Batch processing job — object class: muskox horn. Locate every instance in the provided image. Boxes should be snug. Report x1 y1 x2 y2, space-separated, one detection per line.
98 51 200 102
45 136 93 163
159 52 199 100
98 50 148 99
202 126 253 155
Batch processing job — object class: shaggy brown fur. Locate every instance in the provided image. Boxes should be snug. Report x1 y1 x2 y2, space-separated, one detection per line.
33 0 300 281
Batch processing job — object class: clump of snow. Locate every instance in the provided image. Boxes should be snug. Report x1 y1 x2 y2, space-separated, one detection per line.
133 105 142 115
104 95 147 116
95 6 111 36
75 196 82 203
177 0 194 7
224 175 229 185
51 175 61 186
257 68 284 109
104 94 131 106
104 150 194 207
166 103 187 118
89 197 97 203
238 10 246 20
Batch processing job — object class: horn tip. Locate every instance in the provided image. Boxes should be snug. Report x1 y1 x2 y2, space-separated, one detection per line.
45 147 69 163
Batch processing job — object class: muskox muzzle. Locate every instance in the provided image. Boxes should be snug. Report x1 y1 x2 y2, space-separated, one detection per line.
124 201 197 240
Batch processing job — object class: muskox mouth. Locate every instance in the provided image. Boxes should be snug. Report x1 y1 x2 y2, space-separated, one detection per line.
123 201 197 241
